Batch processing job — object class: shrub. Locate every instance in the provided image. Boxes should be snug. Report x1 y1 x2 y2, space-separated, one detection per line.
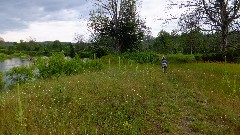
33 56 50 78
234 57 240 63
64 57 84 75
166 54 196 63
84 59 103 70
78 51 93 58
194 54 203 62
0 53 10 60
34 52 66 78
202 53 224 62
100 55 120 65
11 52 30 58
6 65 35 85
93 46 109 58
122 52 160 64
0 49 8 54
34 52 103 78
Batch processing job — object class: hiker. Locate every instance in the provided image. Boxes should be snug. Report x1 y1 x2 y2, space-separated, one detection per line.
162 56 168 73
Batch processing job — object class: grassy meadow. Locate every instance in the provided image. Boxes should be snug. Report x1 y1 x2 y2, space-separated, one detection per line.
0 58 240 134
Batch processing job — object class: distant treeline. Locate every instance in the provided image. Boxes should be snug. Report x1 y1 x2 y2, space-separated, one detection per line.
0 30 240 62
0 40 107 59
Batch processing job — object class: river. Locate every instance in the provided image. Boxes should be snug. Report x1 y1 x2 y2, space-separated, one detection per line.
0 58 31 90
0 58 31 73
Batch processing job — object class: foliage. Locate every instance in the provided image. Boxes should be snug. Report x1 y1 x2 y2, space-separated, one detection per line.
0 71 4 91
0 63 240 134
34 52 103 78
68 43 75 58
77 51 93 58
166 53 196 63
202 53 218 62
122 51 160 64
63 57 84 75
34 52 66 78
6 65 35 85
89 0 146 53
11 52 30 58
194 53 203 61
100 54 120 65
84 59 103 71
180 30 205 54
0 53 10 60
91 46 109 58
175 0 240 51
153 30 174 53
52 40 63 52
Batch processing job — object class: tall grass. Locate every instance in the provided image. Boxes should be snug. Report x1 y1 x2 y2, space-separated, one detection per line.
0 53 10 60
34 52 102 79
0 61 240 134
11 52 30 58
0 71 4 91
6 65 35 86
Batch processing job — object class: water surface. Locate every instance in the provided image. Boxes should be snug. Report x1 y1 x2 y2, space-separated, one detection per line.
0 58 31 73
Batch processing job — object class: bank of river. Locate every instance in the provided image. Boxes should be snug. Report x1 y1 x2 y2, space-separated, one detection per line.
0 58 31 89
0 58 31 73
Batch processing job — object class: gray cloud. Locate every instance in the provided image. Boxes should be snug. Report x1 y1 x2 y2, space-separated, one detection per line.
0 0 90 34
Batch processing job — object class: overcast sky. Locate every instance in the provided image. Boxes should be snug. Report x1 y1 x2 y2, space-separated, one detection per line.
0 0 185 42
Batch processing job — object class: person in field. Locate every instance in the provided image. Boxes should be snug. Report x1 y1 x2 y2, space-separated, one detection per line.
162 56 168 73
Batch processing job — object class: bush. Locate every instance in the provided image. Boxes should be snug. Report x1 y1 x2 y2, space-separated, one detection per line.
34 52 66 78
64 57 84 75
84 59 103 70
194 54 203 61
33 56 49 78
0 49 8 54
78 51 93 58
166 54 196 63
0 53 10 60
93 46 109 58
11 52 30 58
122 52 160 64
34 52 103 78
202 53 224 62
234 57 240 63
6 65 35 85
100 55 121 65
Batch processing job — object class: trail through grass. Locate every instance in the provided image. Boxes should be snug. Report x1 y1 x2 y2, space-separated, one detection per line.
0 63 240 134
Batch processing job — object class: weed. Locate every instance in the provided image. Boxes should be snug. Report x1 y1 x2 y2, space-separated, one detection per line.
0 62 239 134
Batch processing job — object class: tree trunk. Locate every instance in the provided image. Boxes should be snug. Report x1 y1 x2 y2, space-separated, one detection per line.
221 25 228 52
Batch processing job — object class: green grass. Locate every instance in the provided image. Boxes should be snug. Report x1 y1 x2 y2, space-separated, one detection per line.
0 53 10 60
11 52 30 58
0 62 240 134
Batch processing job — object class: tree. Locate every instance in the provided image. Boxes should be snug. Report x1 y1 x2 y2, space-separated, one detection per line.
175 0 240 52
89 0 146 53
153 30 174 53
181 29 206 54
53 40 62 52
69 43 75 58
202 0 240 51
